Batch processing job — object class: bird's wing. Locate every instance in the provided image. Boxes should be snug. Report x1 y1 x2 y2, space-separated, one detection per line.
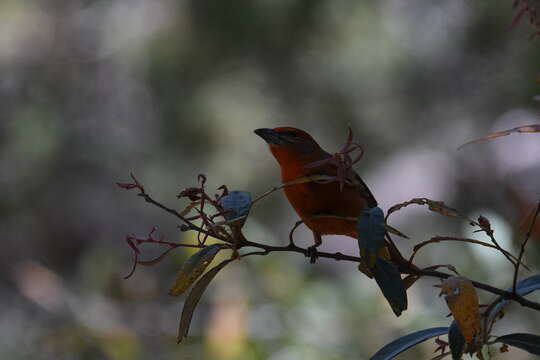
353 172 378 208
309 156 378 208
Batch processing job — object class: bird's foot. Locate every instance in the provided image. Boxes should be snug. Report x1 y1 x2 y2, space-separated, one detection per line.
306 245 319 264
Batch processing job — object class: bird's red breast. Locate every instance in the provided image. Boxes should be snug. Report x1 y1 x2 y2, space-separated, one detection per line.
254 127 376 238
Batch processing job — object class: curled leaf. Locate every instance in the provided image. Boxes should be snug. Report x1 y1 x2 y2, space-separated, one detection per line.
436 276 481 344
458 124 540 150
116 182 138 190
116 172 145 192
304 127 364 191
386 198 477 226
169 244 223 297
477 215 492 234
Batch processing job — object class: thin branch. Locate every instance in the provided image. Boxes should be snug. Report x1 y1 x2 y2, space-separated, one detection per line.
485 231 517 267
287 213 353 247
513 201 540 293
250 184 286 206
409 236 527 269
240 250 269 258
137 192 233 244
237 240 540 312
137 247 178 266
250 175 338 206
476 215 518 268
288 219 304 247
135 237 205 249
120 175 540 313
401 267 540 311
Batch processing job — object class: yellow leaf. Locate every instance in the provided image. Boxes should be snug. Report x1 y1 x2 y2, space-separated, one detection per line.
169 244 222 297
436 276 481 344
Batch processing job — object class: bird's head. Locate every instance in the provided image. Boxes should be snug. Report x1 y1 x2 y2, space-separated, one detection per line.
254 127 325 168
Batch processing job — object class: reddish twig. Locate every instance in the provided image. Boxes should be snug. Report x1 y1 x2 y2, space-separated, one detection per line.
122 228 208 279
119 173 540 313
511 0 540 38
117 173 233 244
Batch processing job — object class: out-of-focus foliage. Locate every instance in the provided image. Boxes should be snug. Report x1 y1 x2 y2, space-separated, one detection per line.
1 0 540 359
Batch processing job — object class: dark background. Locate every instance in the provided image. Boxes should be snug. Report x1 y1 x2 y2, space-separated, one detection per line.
1 0 539 359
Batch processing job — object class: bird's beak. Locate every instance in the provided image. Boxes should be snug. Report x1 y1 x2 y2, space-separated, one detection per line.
254 128 284 145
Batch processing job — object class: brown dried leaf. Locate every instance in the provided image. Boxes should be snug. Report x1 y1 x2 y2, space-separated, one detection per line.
458 124 540 150
180 201 201 217
386 198 477 225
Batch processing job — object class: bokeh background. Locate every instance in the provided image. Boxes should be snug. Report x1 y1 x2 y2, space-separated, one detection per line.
1 0 540 359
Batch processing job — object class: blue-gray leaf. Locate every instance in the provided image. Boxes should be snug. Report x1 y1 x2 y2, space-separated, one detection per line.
495 333 540 355
219 191 252 223
357 206 386 258
370 327 449 360
448 321 465 360
487 274 540 325
373 258 408 316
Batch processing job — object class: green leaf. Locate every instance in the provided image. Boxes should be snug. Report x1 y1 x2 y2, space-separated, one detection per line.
495 333 540 355
487 274 540 325
169 244 223 297
358 206 386 266
448 321 465 360
219 191 252 225
373 258 408 316
178 258 234 343
370 327 449 360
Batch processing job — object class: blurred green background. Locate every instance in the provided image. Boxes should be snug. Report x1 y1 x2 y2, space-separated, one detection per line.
1 0 540 359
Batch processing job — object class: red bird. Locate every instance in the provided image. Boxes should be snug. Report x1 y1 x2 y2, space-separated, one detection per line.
254 127 389 264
